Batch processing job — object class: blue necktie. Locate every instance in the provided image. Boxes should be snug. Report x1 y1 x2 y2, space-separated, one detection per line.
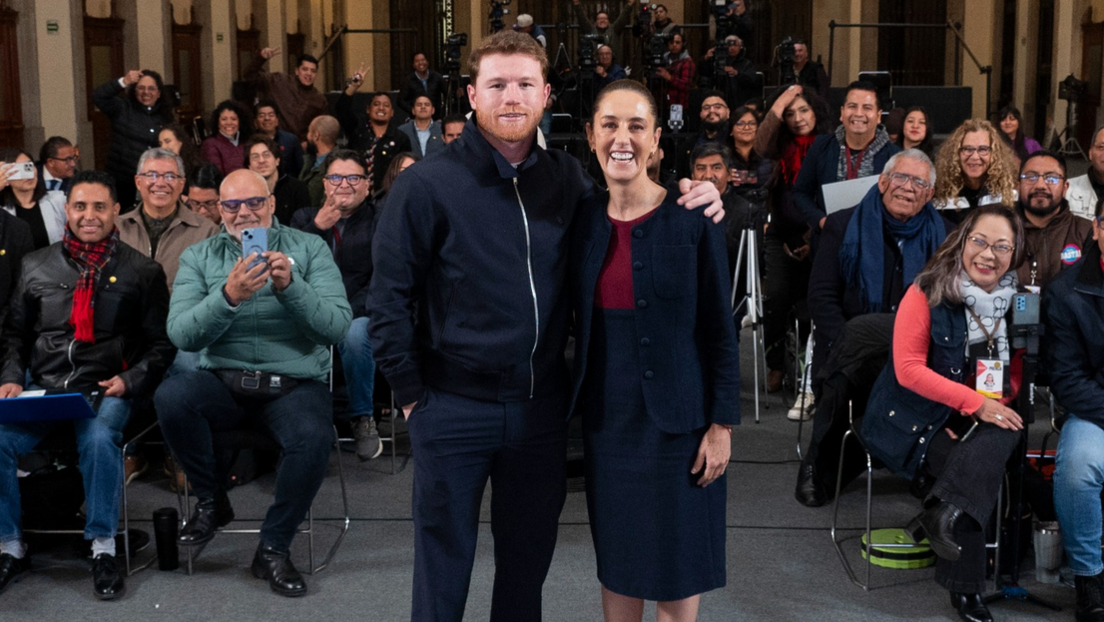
47 179 61 191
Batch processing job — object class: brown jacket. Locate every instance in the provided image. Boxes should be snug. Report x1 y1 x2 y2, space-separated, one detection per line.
118 201 219 291
1016 202 1094 290
245 54 329 142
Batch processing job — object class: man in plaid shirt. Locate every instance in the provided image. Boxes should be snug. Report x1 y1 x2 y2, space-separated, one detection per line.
656 33 696 118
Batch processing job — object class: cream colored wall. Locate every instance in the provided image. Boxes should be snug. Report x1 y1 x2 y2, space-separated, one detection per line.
340 0 377 91
171 0 194 24
811 0 852 85
85 0 111 18
961 0 998 118
36 0 80 142
238 0 254 30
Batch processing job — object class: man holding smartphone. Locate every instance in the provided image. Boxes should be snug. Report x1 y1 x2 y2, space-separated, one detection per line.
155 169 351 597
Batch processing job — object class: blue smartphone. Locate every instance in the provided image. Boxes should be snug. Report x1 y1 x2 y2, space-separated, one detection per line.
241 228 268 270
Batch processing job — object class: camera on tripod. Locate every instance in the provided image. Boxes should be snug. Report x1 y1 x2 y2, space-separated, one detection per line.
489 0 511 33
634 3 659 37
775 36 797 86
444 33 468 72
578 33 602 71
644 32 672 68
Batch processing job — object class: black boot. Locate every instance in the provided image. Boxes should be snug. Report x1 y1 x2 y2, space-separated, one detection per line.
178 492 234 546
949 592 992 622
794 459 827 507
251 543 307 597
906 501 964 561
91 554 125 600
1076 573 1104 622
0 553 29 595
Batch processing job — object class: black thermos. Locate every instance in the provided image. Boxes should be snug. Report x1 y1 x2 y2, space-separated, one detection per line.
152 507 179 571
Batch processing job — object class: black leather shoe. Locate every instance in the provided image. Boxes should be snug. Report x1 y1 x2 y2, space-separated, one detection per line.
0 553 29 594
251 544 307 597
91 554 125 600
795 461 827 507
949 592 992 622
1076 573 1104 621
906 501 964 562
178 494 234 546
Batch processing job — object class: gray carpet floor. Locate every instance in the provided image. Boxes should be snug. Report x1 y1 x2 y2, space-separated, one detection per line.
3 327 1078 622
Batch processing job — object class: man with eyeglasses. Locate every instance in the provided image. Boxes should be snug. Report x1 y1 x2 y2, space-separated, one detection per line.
696 91 732 147
155 168 351 597
1066 124 1104 221
796 149 951 507
185 163 224 226
37 136 79 198
119 148 218 290
1013 151 1092 291
291 150 381 461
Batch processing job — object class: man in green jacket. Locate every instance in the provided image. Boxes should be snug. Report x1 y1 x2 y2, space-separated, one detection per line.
154 169 351 598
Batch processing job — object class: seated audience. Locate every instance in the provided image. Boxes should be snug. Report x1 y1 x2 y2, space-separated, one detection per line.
155 169 351 598
334 75 412 193
37 136 78 197
797 149 950 506
201 100 251 176
254 99 305 179
244 48 328 143
398 52 448 121
1013 150 1092 291
184 163 224 226
0 170 173 600
697 90 732 148
245 135 311 224
862 205 1025 622
441 114 467 145
291 150 380 461
691 142 753 283
0 148 67 248
300 115 341 208
158 124 207 176
996 105 1042 164
594 45 627 92
119 148 219 290
895 106 934 158
1045 193 1104 622
932 119 1016 226
397 95 444 160
92 69 175 210
703 35 759 109
729 106 773 201
1066 124 1104 220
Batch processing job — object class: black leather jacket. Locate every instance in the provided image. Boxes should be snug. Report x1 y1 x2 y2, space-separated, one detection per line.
1 241 174 396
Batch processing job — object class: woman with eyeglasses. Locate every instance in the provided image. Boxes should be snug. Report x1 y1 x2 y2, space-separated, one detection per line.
0 148 68 248
93 69 176 211
201 101 252 177
728 106 772 201
244 135 310 224
862 205 1026 622
932 119 1017 226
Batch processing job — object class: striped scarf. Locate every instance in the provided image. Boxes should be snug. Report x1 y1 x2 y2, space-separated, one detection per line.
63 227 119 343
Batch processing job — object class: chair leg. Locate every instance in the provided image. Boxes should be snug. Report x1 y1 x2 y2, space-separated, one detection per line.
794 317 804 460
311 425 351 574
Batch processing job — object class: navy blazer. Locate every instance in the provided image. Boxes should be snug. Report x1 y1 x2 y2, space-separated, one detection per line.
792 133 899 231
568 193 741 433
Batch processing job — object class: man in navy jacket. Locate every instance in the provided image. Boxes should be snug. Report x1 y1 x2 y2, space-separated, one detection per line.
370 31 722 622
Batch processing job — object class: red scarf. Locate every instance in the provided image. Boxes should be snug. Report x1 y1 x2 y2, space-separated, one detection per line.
63 227 119 343
779 134 817 186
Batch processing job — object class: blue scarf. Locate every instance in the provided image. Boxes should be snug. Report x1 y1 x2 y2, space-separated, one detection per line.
839 185 946 313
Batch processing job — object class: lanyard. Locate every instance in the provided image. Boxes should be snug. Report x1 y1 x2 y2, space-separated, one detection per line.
966 306 1002 358
845 146 867 180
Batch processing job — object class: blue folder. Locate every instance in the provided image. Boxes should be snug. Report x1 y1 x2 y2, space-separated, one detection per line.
0 392 97 424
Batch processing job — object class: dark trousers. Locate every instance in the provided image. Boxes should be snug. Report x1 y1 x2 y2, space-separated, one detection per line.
762 232 810 370
804 372 867 492
408 386 568 622
154 370 334 552
924 423 1020 593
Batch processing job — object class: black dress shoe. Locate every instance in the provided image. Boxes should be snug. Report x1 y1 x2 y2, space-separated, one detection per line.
795 461 828 507
0 553 29 594
906 501 964 561
1075 573 1104 622
251 544 307 597
91 554 125 600
949 592 993 622
178 494 234 546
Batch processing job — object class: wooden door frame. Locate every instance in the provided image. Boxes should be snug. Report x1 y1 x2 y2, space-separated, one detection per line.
84 15 125 171
0 2 23 150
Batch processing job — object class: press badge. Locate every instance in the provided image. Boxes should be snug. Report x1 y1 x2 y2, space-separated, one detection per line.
975 358 1003 399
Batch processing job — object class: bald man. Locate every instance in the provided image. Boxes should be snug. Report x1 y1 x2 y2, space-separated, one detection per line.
300 115 341 208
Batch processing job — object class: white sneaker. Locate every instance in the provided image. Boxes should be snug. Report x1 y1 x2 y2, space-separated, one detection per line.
787 392 815 421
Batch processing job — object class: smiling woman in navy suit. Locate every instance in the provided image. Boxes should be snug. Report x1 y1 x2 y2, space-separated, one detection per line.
569 79 741 622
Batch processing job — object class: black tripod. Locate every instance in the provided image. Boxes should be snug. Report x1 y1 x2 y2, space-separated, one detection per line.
983 310 1060 612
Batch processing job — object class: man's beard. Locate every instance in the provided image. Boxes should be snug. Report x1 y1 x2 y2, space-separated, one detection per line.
1023 195 1062 218
702 119 724 134
477 107 541 143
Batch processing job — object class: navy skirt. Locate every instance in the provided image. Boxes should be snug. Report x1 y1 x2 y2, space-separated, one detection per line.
581 309 727 601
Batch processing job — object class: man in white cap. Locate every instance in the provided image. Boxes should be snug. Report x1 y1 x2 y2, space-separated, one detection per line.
514 14 547 48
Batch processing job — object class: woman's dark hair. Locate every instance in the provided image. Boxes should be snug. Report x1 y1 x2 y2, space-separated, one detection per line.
591 79 659 129
0 148 45 206
912 204 1026 307
159 123 205 174
127 69 175 122
765 86 830 151
381 152 418 195
895 106 934 157
209 100 252 141
995 105 1029 161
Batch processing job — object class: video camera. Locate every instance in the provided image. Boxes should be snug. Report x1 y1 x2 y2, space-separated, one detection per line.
645 32 672 68
634 3 659 37
444 33 467 72
578 33 602 71
489 0 511 33
775 36 797 86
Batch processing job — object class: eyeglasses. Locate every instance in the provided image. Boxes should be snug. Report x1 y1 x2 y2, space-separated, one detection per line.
959 145 992 157
701 103 728 112
323 174 368 187
967 236 1014 256
49 155 80 165
733 120 757 128
185 198 219 211
219 196 270 213
1019 172 1064 185
137 171 182 183
884 172 931 190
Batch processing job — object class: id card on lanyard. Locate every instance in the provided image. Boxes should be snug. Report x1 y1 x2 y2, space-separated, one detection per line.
975 358 1003 399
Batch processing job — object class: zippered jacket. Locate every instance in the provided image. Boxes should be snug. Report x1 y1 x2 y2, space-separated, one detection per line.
370 118 593 405
1 240 174 396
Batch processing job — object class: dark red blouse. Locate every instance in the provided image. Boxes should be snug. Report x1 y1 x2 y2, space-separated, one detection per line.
594 208 658 309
